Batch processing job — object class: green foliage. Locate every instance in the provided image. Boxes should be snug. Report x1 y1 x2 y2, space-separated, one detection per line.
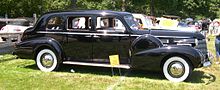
0 0 71 17
152 0 219 19
0 0 219 19
0 0 41 17
181 0 217 18
126 0 150 15
43 0 71 12
76 0 122 11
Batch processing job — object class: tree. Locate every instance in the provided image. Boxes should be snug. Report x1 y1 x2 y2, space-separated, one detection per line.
0 0 219 19
0 0 70 18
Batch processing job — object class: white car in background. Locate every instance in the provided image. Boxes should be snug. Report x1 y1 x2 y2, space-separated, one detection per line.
133 13 197 32
0 18 33 41
132 13 154 29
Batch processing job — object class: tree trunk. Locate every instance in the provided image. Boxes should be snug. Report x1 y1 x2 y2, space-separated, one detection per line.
150 0 155 16
71 0 77 9
122 0 125 11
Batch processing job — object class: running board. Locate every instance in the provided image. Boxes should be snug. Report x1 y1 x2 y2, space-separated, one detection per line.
63 61 130 69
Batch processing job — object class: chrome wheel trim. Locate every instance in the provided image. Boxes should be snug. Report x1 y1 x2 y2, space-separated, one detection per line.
163 57 190 82
41 53 54 68
168 61 185 78
36 49 58 72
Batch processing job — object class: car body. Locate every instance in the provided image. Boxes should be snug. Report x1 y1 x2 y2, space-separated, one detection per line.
15 10 211 82
133 13 207 55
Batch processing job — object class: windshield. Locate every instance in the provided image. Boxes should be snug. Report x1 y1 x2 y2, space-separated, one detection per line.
8 21 30 26
144 16 153 27
124 15 139 30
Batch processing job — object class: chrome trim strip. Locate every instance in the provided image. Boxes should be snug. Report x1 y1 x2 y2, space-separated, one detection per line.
37 31 192 39
145 35 191 39
37 31 131 37
63 61 131 69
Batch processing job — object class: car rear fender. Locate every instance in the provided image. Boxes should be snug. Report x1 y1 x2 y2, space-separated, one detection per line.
33 37 64 61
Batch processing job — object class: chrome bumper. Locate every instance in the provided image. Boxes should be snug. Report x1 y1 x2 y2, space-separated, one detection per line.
203 61 212 67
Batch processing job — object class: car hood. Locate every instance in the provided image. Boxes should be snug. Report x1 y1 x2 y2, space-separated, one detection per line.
132 29 205 39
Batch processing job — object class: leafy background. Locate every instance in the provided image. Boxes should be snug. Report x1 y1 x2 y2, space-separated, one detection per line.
0 0 219 19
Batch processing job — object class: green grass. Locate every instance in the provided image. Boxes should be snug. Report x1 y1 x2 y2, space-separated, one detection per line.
0 38 220 90
1 54 220 90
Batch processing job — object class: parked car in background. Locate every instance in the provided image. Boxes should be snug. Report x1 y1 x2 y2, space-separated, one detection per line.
133 13 197 31
177 22 197 32
0 18 33 41
156 17 179 30
15 10 211 82
0 19 7 30
186 20 202 31
132 13 154 29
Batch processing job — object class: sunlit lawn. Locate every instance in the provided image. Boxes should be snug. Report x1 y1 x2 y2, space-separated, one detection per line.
0 36 220 90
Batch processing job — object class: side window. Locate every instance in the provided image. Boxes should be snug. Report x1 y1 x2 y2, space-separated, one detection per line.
96 16 125 32
46 16 64 30
67 16 92 31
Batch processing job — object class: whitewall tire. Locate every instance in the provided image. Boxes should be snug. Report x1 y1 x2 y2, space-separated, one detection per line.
36 49 59 72
163 57 192 82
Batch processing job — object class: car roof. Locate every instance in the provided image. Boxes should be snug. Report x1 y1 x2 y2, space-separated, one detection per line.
43 10 131 16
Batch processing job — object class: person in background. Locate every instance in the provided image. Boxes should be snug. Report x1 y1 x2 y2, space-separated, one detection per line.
210 19 220 61
216 35 220 61
202 18 209 31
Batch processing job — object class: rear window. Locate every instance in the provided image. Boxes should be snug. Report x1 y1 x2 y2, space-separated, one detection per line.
46 16 64 30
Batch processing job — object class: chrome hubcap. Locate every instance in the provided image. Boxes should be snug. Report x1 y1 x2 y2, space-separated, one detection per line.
169 62 184 77
41 53 54 68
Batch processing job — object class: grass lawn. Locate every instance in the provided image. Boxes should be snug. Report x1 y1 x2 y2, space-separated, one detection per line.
0 36 220 90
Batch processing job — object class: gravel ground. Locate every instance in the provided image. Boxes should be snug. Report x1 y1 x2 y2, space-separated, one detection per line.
0 42 14 54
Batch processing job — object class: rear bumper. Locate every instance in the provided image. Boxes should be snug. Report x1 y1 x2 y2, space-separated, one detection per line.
14 44 34 59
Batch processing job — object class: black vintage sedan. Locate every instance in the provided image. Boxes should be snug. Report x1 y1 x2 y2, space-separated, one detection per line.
15 10 211 82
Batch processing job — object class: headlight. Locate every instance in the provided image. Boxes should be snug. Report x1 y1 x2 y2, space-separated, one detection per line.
195 39 198 46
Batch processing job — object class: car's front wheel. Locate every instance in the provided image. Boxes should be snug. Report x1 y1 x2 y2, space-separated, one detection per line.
36 49 60 72
163 56 192 82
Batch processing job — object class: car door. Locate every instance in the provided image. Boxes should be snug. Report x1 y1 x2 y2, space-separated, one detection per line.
43 15 66 46
63 15 94 62
92 15 131 64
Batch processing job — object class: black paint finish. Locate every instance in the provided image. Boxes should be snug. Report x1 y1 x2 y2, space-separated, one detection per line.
15 10 209 71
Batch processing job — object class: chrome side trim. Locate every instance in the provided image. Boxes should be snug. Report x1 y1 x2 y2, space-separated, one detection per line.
37 31 192 39
63 61 130 69
37 31 132 37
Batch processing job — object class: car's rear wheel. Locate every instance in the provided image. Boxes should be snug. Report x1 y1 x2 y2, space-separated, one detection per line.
163 56 192 82
36 49 60 72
